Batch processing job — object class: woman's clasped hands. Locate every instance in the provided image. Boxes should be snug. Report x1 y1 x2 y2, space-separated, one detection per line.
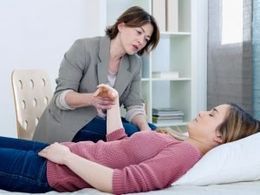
38 142 71 165
91 84 119 111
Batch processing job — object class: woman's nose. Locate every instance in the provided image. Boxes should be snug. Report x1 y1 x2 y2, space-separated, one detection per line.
138 36 145 46
198 111 207 117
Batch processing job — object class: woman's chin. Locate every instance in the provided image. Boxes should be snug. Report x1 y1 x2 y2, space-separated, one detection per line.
127 51 137 55
187 121 194 130
126 47 138 55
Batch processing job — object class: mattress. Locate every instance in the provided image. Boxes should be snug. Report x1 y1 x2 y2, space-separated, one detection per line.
1 180 260 194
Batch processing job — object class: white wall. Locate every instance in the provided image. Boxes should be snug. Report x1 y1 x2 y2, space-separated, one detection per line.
0 0 104 137
191 0 208 117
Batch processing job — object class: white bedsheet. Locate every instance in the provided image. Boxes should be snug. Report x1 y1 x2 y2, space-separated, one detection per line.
1 180 260 195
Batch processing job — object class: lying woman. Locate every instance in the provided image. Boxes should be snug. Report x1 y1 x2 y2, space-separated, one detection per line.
0 84 259 194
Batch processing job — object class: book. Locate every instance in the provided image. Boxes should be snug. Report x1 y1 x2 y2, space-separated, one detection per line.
152 0 166 32
152 108 184 115
153 115 184 120
166 0 179 32
152 107 184 124
152 116 184 124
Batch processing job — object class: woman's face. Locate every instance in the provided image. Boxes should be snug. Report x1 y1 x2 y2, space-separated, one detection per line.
188 104 230 142
117 22 153 55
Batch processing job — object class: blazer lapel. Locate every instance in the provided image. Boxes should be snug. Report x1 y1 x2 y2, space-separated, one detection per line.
114 56 132 96
97 37 110 85
97 62 108 84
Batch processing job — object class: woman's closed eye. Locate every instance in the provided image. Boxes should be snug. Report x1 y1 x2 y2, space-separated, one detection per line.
136 29 142 34
209 108 218 117
209 113 214 117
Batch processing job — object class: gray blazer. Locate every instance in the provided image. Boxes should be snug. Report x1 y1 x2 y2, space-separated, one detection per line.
33 36 143 143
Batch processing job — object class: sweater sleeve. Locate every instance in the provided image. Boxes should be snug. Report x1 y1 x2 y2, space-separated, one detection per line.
112 143 201 194
106 128 128 141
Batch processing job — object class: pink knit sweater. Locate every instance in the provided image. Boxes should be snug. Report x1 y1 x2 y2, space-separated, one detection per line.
47 129 201 194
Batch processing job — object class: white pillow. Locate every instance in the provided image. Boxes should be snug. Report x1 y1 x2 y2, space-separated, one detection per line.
174 132 260 185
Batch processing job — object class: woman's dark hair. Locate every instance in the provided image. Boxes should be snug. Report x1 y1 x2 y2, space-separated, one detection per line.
106 6 160 55
218 103 260 143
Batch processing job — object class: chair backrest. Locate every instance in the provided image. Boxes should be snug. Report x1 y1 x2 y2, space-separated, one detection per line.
11 69 52 139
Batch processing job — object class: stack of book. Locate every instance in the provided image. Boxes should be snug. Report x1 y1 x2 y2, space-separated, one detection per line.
152 0 179 32
152 107 184 124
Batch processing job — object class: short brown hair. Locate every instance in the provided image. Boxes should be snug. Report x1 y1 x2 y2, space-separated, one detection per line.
106 6 160 55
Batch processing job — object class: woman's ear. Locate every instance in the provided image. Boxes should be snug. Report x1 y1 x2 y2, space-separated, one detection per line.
214 135 223 144
117 22 125 32
214 131 224 144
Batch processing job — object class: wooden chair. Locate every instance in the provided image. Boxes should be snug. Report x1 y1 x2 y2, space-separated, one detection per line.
11 69 52 139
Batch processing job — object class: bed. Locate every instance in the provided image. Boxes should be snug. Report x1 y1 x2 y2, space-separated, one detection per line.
1 181 260 195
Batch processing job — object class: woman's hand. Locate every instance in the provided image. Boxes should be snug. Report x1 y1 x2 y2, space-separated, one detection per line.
91 96 115 110
91 84 119 110
40 142 113 193
38 142 71 165
94 84 118 100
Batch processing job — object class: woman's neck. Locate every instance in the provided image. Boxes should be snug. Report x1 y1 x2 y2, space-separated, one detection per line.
110 37 125 60
185 138 214 155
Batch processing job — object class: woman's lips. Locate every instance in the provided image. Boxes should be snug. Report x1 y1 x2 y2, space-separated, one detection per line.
132 44 138 50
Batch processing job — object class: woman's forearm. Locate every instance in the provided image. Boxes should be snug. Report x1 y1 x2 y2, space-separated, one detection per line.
106 97 123 134
64 90 93 108
64 152 113 193
131 114 151 131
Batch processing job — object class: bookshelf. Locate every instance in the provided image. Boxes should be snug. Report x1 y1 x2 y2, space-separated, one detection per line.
104 0 207 129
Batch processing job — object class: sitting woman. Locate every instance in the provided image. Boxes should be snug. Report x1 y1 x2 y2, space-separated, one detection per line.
0 84 259 194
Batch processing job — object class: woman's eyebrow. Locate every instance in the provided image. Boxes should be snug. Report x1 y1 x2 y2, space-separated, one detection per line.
140 27 151 38
213 108 219 113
